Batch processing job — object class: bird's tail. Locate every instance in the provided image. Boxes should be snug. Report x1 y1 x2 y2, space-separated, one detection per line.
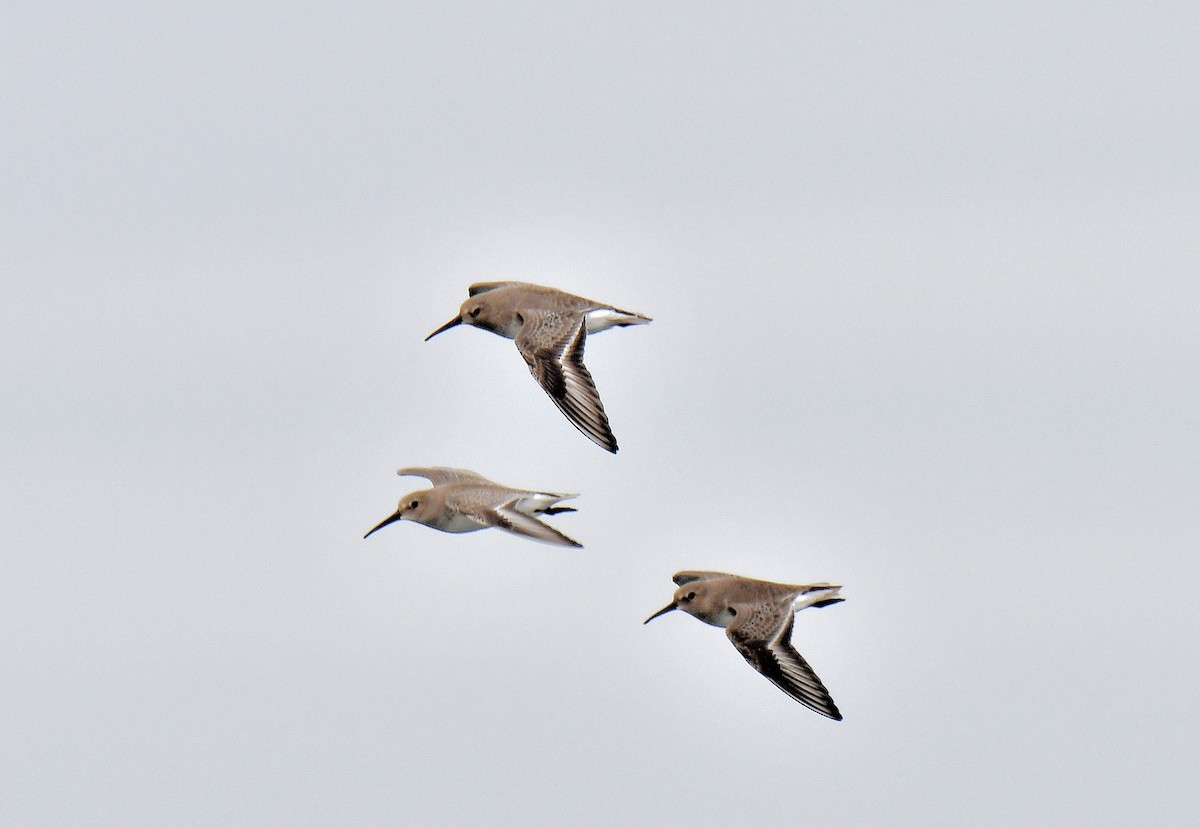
513 492 580 517
585 308 652 333
795 584 844 611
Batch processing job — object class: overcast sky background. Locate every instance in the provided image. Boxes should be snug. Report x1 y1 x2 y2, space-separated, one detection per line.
3 2 1199 824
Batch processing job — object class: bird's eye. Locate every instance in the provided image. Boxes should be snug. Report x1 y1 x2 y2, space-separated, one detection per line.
684 592 696 601
410 500 419 508
469 307 481 318
727 607 737 616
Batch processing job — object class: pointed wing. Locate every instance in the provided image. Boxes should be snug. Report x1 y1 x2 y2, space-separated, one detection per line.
397 467 497 486
468 281 527 296
726 605 843 721
516 311 618 453
478 499 583 548
672 571 735 586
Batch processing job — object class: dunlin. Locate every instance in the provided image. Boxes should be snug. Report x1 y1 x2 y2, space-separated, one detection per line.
425 282 651 453
644 571 845 720
364 466 582 548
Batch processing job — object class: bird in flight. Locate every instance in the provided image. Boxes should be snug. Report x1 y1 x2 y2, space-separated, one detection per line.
364 466 582 548
645 570 845 720
425 282 651 453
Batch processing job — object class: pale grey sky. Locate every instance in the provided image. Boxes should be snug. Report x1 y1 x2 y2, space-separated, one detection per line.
3 2 1199 825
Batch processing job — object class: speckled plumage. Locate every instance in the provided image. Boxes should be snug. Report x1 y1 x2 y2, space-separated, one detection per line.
363 466 582 548
644 570 845 720
425 282 651 453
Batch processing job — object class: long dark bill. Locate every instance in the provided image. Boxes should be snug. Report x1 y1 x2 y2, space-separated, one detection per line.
424 316 462 341
363 510 404 539
643 603 677 625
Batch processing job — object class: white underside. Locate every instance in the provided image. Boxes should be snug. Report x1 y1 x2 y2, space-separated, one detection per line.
426 493 577 533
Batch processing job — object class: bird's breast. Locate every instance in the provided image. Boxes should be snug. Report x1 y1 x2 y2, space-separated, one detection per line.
686 607 736 629
481 315 523 339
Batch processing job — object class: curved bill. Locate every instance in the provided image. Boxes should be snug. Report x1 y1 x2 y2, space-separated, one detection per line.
643 603 677 625
425 316 462 341
363 510 404 539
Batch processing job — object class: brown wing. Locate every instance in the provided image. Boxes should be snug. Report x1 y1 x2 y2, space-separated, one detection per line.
515 312 618 453
397 467 497 486
672 571 735 586
727 605 843 721
468 281 528 296
476 499 583 548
